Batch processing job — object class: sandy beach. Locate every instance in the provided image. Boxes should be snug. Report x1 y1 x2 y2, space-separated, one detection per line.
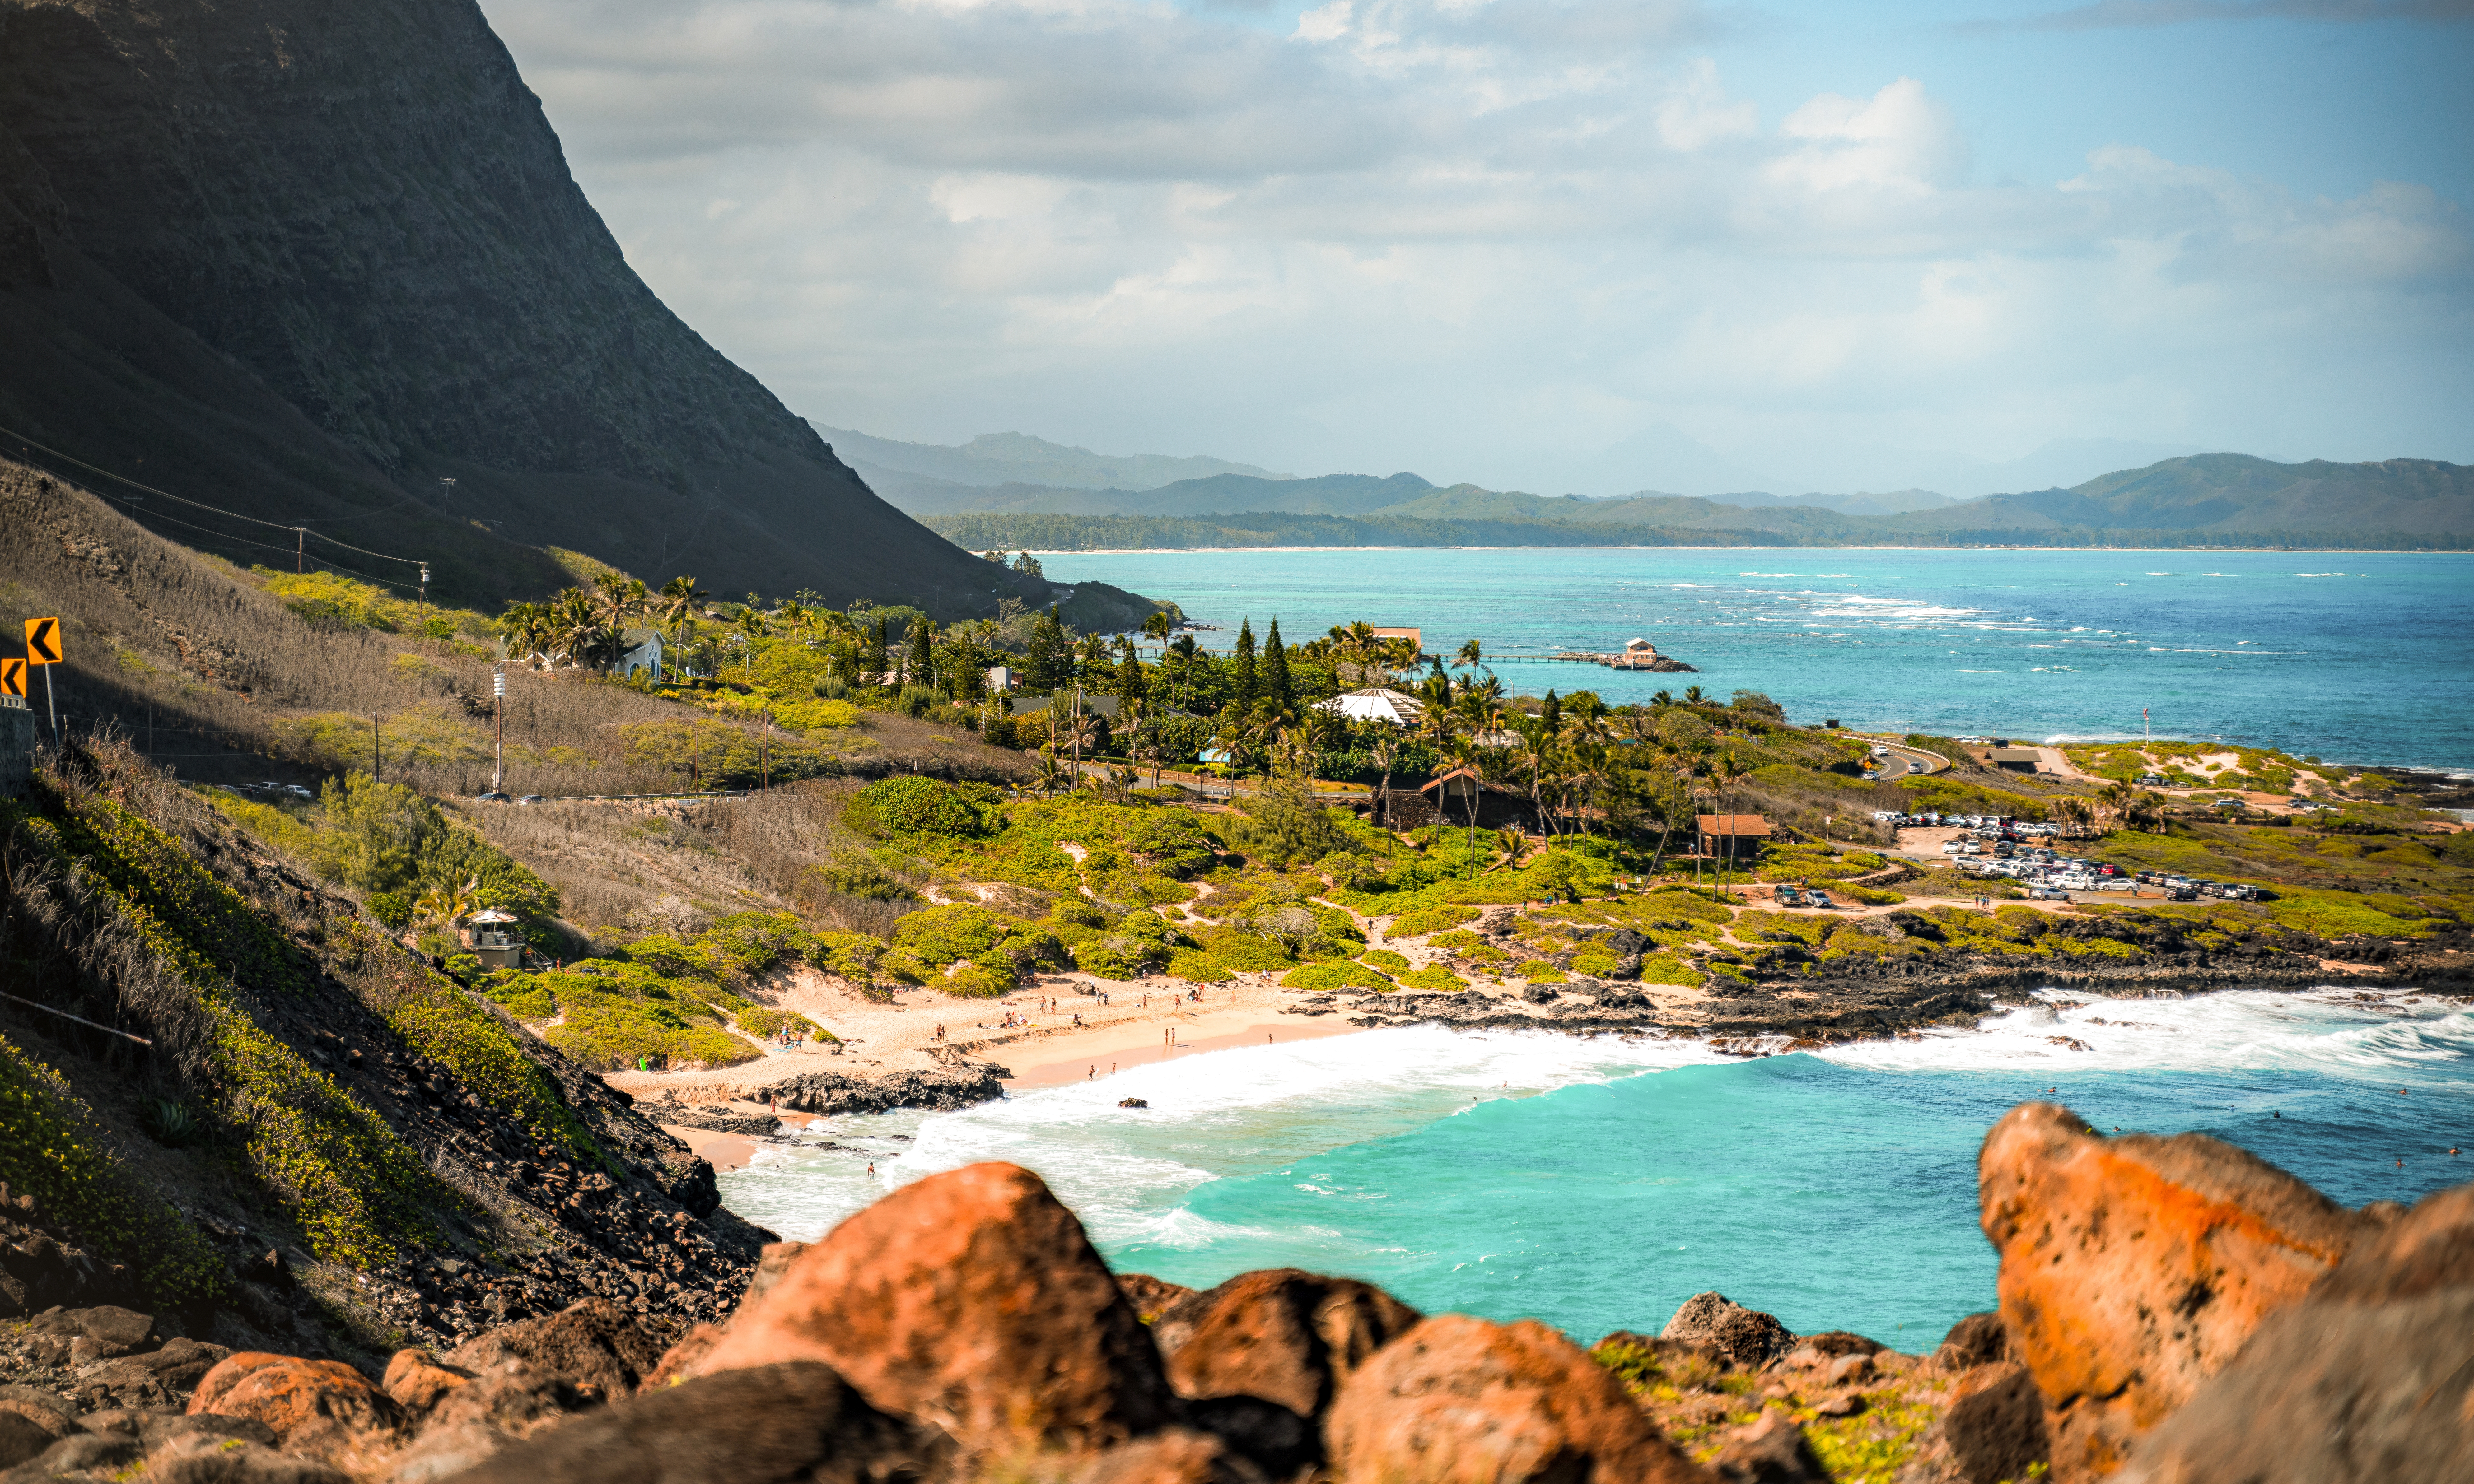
605 965 1368 1109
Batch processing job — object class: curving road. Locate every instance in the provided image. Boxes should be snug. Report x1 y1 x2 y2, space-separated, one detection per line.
1851 736 1951 783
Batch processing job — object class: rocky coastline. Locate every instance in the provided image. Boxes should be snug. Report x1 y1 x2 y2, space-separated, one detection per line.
3 1107 2463 1484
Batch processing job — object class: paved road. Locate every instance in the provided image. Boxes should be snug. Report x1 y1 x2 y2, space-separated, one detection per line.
1851 736 1951 783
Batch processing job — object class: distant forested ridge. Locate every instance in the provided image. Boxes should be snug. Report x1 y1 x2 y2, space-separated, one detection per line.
924 510 2474 553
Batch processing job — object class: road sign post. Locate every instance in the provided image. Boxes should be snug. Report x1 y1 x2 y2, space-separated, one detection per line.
24 617 62 741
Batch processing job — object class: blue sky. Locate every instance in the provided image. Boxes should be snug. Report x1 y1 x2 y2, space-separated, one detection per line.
487 0 2473 495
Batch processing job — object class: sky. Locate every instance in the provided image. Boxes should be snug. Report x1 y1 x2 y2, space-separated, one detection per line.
486 0 2474 496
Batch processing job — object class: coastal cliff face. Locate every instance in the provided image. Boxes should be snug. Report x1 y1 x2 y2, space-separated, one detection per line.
0 0 1072 614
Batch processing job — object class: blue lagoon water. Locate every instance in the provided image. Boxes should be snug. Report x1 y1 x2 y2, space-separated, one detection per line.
1036 547 2474 772
721 992 2474 1346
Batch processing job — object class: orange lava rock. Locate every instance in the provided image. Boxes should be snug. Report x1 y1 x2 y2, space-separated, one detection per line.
639 1324 722 1393
1977 1102 2376 1478
187 1351 400 1454
383 1348 474 1413
446 1297 665 1405
1325 1314 1713 1484
694 1161 1176 1455
1154 1268 1422 1420
2120 1182 2474 1484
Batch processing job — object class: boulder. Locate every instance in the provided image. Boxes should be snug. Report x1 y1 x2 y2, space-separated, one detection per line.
383 1350 475 1414
186 1353 401 1456
1114 1273 1195 1323
1072 1428 1266 1484
637 1325 721 1394
1934 1312 2009 1372
29 1305 159 1356
1151 1268 1422 1421
422 1359 596 1439
444 1299 665 1406
1977 1103 2376 1477
1795 1330 1884 1359
0 1408 61 1471
1709 1411 1826 1483
431 1361 952 1484
2118 1181 2474 1484
693 1162 1177 1455
1941 1364 2051 1484
1660 1293 1795 1370
1324 1314 1713 1484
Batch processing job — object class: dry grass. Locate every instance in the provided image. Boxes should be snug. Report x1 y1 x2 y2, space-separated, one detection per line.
0 459 1031 799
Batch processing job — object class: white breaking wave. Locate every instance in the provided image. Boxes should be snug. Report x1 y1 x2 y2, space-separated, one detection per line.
1819 989 2474 1081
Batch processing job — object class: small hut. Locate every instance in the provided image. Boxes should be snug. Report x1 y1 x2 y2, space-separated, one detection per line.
1695 813 1773 863
1421 766 1521 828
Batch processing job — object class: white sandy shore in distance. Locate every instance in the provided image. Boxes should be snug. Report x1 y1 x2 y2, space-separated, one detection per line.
606 968 1367 1131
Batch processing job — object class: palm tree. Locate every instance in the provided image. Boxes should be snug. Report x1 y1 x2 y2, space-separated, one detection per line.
413 876 481 933
1456 638 1483 671
1658 748 1699 877
1683 684 1707 706
1491 827 1531 873
1369 735 1400 831
1709 752 1747 886
735 607 770 677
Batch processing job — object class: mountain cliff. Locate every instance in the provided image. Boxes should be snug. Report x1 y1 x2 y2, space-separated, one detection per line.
0 0 1086 617
1887 453 2474 534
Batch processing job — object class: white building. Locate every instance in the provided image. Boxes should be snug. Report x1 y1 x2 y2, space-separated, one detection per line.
1316 687 1425 726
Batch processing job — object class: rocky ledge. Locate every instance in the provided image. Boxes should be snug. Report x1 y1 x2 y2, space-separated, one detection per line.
4 1107 2462 1484
728 1063 1011 1117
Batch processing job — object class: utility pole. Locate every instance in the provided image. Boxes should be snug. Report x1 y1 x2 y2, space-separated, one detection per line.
372 712 380 782
296 527 305 573
492 667 506 793
418 562 430 616
760 709 770 789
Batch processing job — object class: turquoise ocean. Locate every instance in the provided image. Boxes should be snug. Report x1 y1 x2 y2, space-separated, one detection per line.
1041 547 2474 773
718 548 2473 1343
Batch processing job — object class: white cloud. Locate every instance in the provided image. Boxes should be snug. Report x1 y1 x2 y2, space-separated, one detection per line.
483 0 2474 487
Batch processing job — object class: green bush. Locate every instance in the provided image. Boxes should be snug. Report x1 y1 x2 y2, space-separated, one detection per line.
1205 933 1292 972
1638 955 1700 985
1075 935 1170 979
892 903 1018 968
1569 951 1621 977
939 964 1013 998
1515 959 1567 983
1281 961 1393 990
1168 950 1235 983
1395 966 1468 991
1361 948 1413 971
847 776 989 840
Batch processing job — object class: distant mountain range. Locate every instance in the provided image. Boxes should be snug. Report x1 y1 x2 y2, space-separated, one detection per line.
890 452 2474 551
821 427 1290 493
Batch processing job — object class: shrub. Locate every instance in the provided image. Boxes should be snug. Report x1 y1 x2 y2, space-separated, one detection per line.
1516 959 1567 983
1205 933 1292 972
1569 951 1621 977
939 964 1013 998
1168 950 1235 982
847 776 987 839
892 903 1017 968
1281 961 1393 991
1076 935 1169 979
1395 966 1468 991
1638 955 1699 985
1361 948 1413 971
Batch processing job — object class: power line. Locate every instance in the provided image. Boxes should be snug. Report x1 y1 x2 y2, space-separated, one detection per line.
0 421 429 569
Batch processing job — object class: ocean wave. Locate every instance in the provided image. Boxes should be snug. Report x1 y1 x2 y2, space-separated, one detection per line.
1817 989 2474 1079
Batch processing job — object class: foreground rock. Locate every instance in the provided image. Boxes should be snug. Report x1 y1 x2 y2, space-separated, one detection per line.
1977 1102 2378 1478
691 1162 1178 1457
1327 1314 1713 1483
2120 1182 2474 1483
438 1361 952 1484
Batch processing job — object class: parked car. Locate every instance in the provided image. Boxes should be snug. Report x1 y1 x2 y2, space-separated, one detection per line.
517 794 549 805
1942 841 1968 854
476 790 512 802
1775 886 1805 907
1805 891 1836 909
2029 883 2070 900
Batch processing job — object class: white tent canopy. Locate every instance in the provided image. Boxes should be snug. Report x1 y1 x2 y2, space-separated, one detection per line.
1317 687 1425 725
